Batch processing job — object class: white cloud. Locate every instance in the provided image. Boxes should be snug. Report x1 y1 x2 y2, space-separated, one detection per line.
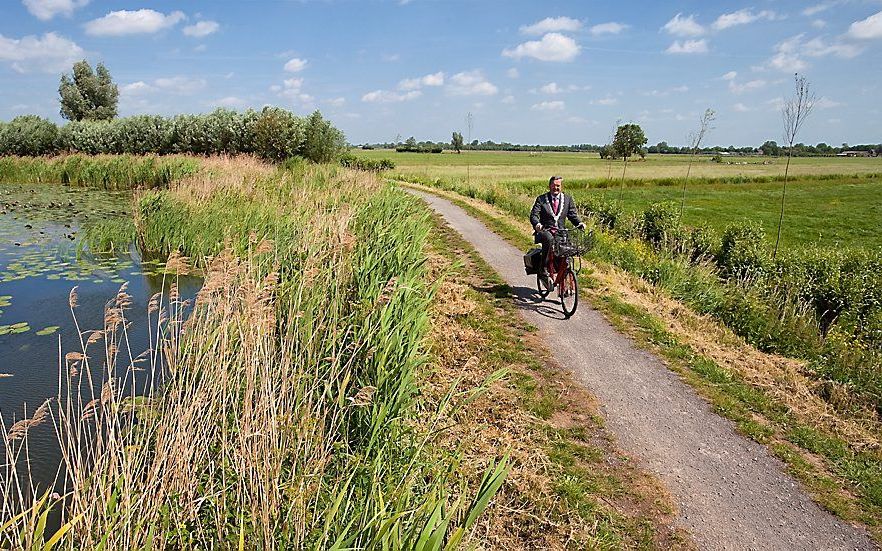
803 36 863 57
506 68 519 78
733 102 752 113
662 13 705 37
120 81 153 95
183 21 219 38
282 77 303 90
589 22 629 36
722 71 738 80
591 97 618 106
848 11 882 40
712 9 778 31
763 34 863 72
540 82 562 94
326 97 346 107
811 19 827 29
501 95 515 104
644 85 690 97
361 89 422 103
520 16 582 35
398 71 444 90
284 57 308 73
23 0 89 20
211 96 247 108
502 32 580 62
766 96 785 110
802 2 840 17
531 100 565 111
447 70 498 96
728 79 767 94
273 77 313 104
666 39 708 54
0 31 85 73
154 76 207 94
84 9 186 36
815 97 844 109
120 77 206 96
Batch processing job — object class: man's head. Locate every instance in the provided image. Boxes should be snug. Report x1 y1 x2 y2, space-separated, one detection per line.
548 175 562 194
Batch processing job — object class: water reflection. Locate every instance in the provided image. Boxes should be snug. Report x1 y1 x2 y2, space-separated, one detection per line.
0 183 201 498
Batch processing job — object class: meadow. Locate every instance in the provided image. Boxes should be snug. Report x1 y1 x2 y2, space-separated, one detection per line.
358 148 882 181
364 149 882 251
385 150 882 415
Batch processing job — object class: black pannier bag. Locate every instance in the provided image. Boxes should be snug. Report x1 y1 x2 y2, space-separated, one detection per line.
523 247 542 275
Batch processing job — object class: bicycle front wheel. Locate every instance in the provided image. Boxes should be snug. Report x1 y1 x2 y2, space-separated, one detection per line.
559 269 578 318
537 271 553 298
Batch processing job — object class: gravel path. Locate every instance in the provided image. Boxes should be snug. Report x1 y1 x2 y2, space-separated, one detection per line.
408 188 875 551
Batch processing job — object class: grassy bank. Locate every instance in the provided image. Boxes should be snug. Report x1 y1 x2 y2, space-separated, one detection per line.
2 159 508 548
0 154 200 190
400 181 882 542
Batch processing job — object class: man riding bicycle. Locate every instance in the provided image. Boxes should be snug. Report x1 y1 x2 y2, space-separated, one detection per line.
530 176 585 285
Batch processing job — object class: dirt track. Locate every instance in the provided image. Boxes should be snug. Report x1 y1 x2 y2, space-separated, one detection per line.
407 188 875 551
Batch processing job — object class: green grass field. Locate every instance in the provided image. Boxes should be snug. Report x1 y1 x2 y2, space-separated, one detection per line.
360 150 882 251
358 149 882 181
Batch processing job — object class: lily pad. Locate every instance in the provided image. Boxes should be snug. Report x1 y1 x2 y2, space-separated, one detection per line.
36 326 60 336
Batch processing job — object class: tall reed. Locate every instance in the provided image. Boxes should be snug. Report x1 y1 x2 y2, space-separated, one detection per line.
1 160 507 548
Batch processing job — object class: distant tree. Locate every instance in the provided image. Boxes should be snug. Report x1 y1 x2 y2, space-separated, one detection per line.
302 110 346 163
680 108 716 218
774 73 815 258
760 140 780 156
405 136 417 149
452 131 464 153
612 123 647 199
58 60 119 121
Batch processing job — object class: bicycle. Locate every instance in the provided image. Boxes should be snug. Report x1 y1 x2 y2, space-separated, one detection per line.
535 228 593 318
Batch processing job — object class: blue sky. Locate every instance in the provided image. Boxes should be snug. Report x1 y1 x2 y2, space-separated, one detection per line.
1 0 881 146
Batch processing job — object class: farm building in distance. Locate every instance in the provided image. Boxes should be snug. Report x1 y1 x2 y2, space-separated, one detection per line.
837 150 874 157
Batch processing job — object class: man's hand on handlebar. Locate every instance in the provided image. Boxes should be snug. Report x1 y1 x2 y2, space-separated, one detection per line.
534 223 543 232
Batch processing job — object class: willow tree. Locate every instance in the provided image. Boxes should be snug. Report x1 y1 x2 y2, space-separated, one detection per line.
58 60 119 121
612 123 647 200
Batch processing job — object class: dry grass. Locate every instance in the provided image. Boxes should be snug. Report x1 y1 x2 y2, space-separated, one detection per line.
588 266 882 452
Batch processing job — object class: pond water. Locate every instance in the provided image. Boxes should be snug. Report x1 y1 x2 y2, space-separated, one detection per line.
0 183 201 495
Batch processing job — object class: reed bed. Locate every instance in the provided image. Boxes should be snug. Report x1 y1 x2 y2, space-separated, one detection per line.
0 154 200 190
2 160 507 548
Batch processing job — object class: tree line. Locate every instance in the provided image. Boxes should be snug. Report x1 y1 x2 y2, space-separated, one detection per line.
0 59 346 163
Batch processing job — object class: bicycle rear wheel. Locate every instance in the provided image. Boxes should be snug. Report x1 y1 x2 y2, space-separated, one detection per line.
559 269 578 318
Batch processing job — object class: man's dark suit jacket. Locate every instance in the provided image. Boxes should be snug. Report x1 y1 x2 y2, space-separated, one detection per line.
530 192 582 230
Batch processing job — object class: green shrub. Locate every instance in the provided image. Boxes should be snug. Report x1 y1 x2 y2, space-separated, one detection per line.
641 201 681 248
0 115 59 156
718 221 768 279
301 111 346 163
340 153 395 171
686 223 718 263
582 196 623 229
250 107 303 162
